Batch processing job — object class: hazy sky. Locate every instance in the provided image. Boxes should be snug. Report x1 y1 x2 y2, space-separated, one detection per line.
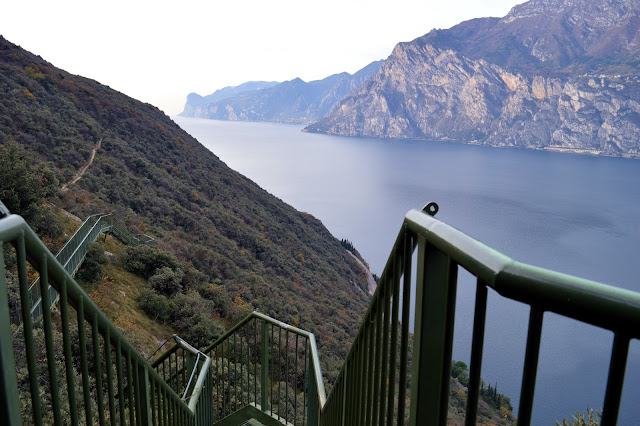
1 0 523 115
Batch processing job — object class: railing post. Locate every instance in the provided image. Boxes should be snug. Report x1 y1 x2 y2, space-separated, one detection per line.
138 364 152 425
261 320 270 413
307 345 319 426
341 367 348 426
410 238 457 426
0 246 21 425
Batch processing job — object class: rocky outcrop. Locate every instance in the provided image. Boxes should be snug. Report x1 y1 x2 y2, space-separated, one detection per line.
305 0 640 157
181 61 382 124
181 81 279 117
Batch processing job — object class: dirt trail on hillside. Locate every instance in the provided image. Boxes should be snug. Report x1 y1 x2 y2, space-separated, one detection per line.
62 138 102 192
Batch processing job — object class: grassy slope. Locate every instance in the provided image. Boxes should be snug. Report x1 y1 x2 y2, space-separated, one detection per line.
0 35 369 383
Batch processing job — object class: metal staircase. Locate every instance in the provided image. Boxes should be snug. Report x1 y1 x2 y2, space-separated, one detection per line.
1 202 639 425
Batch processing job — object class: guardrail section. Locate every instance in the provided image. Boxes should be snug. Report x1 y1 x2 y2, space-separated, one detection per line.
204 311 326 425
318 203 640 426
0 213 193 425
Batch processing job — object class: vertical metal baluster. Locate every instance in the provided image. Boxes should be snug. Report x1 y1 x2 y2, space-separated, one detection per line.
517 307 544 425
38 257 62 425
77 297 93 425
116 340 126 425
397 231 412 426
303 338 308 426
133 359 142 425
410 241 456 426
387 252 401 426
246 326 251 408
127 351 135 425
286 329 290 424
150 379 157 426
92 313 106 425
222 341 227 417
295 334 299 425
59 279 79 426
366 309 376 425
16 237 43 425
373 293 384 426
104 328 116 426
229 333 238 411
271 324 275 416
601 333 630 425
465 281 488 426
241 328 245 408
0 244 20 424
216 346 221 421
379 274 393 425
278 325 282 419
360 320 370 424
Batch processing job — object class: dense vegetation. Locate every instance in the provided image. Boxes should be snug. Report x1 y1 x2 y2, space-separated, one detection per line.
0 36 515 423
0 35 370 384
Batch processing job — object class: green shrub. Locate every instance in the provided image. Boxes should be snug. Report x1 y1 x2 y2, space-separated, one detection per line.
122 245 180 278
148 266 184 296
137 288 172 322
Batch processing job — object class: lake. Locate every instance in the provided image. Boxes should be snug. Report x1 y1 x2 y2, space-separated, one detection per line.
175 117 640 424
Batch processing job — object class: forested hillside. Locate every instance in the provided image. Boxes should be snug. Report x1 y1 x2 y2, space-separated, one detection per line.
0 35 371 384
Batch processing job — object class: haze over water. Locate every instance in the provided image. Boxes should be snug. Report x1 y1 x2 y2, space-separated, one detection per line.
176 117 640 424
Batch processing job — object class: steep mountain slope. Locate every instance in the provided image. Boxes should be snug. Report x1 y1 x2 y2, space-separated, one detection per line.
181 81 280 117
306 0 640 157
181 60 382 124
0 35 370 381
422 0 640 75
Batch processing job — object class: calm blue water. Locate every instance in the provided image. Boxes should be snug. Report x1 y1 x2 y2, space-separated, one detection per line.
175 117 640 424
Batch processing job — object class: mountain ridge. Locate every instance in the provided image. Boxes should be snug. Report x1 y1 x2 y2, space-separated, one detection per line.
305 0 640 158
181 61 383 124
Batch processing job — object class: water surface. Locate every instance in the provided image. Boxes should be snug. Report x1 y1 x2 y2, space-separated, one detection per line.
176 117 640 424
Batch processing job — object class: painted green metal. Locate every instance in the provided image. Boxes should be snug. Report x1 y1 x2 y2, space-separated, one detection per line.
0 213 204 424
203 311 325 426
317 204 640 425
3 203 640 425
24 212 154 324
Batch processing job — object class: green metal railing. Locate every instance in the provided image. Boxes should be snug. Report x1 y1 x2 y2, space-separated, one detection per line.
26 213 111 322
203 312 326 426
25 212 155 323
3 200 640 425
108 218 156 247
0 212 206 425
318 203 640 426
151 335 213 425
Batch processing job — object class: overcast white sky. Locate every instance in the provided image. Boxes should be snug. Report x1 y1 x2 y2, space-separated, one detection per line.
1 0 523 115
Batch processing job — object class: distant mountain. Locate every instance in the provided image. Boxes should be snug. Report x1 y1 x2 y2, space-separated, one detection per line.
180 61 383 124
181 81 279 116
306 0 640 158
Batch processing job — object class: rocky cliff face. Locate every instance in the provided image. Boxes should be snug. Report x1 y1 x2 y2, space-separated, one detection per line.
305 0 640 157
181 61 382 124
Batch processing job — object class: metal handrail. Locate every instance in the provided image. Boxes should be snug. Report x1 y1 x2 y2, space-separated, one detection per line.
151 334 212 411
202 311 326 425
26 213 112 321
0 213 198 424
318 203 640 426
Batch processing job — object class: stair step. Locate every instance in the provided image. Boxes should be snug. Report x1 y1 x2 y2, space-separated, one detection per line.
240 420 265 426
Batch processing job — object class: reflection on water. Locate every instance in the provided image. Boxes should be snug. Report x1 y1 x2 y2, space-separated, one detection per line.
176 117 640 424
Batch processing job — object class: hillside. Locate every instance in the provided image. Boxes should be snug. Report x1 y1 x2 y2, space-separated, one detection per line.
305 0 640 158
0 35 371 383
181 60 382 124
